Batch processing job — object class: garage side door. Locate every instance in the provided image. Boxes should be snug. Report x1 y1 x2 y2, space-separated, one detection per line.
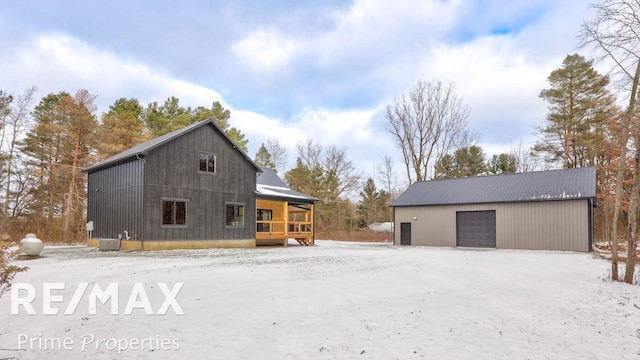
400 223 411 245
456 210 496 248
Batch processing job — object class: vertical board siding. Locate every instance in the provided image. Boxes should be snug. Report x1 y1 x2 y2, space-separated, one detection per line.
87 160 144 240
142 124 256 241
394 199 589 252
498 200 588 251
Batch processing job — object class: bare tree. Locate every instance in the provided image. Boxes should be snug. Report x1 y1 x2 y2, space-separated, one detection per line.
61 90 98 242
0 91 12 225
375 155 396 196
385 80 472 183
375 155 397 220
626 135 640 283
323 145 361 199
581 0 640 282
8 165 35 219
0 87 36 233
266 137 288 175
287 141 361 233
296 138 323 170
510 141 541 173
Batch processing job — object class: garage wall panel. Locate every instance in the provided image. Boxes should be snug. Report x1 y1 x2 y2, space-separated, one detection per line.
394 199 589 252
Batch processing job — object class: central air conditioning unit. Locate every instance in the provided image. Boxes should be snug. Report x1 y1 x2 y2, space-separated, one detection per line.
99 238 120 251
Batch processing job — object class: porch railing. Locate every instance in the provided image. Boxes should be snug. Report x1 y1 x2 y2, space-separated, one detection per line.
256 220 313 236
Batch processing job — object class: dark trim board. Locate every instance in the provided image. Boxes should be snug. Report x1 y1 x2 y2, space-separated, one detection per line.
588 199 594 252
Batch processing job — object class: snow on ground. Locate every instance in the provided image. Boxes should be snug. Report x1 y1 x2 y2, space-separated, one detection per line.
0 240 639 360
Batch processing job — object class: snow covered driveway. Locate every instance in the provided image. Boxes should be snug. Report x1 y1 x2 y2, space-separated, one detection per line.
1 240 639 359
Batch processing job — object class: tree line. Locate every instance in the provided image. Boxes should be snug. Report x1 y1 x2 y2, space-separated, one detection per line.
0 88 386 243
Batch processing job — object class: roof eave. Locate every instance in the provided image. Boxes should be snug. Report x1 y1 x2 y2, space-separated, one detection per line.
256 193 319 204
391 196 596 208
82 119 262 174
82 154 140 173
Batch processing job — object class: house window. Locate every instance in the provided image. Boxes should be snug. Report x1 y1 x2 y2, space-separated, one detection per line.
226 203 245 227
257 209 272 232
162 199 187 226
199 152 216 173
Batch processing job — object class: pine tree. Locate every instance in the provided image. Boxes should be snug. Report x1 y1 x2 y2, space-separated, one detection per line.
487 153 518 175
534 54 616 168
142 97 192 136
225 127 249 153
434 145 486 179
97 98 147 160
21 92 70 239
142 99 249 152
255 143 276 170
60 90 98 242
285 158 323 198
20 90 97 242
357 178 381 228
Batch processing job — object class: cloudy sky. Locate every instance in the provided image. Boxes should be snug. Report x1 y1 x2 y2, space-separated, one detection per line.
1 0 594 186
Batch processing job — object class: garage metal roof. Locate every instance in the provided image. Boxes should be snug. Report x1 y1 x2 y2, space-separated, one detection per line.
391 167 596 207
256 168 318 204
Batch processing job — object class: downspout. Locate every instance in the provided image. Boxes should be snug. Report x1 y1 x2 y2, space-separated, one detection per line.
392 206 396 246
587 199 596 252
138 153 146 251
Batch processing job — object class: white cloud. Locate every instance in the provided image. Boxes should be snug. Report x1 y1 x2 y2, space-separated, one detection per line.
0 0 596 185
295 107 376 143
1 34 227 112
2 32 396 178
233 107 380 151
231 110 300 148
303 0 459 79
231 30 296 75
418 34 555 148
232 105 397 178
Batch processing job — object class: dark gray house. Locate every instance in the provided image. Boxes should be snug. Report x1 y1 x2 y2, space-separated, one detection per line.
84 119 261 250
391 167 596 252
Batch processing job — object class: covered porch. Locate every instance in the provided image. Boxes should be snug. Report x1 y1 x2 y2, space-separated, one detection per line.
255 168 318 247
256 199 315 246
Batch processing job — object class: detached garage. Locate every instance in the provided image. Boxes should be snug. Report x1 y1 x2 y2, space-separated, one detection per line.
391 167 596 252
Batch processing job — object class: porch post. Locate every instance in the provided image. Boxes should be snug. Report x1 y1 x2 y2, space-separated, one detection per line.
283 201 289 247
310 203 315 246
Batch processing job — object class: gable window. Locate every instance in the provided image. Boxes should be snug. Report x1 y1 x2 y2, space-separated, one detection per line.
162 199 188 227
226 203 245 227
199 152 216 173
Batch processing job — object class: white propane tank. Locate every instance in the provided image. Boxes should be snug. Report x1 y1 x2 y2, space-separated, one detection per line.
19 233 44 256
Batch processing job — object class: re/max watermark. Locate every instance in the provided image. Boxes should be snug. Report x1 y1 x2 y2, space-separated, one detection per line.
17 333 180 353
10 282 184 315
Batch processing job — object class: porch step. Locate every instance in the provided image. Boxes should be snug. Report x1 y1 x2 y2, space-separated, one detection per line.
295 238 313 246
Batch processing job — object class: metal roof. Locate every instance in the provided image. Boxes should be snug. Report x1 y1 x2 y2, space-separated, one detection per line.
256 168 318 204
83 119 260 173
391 167 596 207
